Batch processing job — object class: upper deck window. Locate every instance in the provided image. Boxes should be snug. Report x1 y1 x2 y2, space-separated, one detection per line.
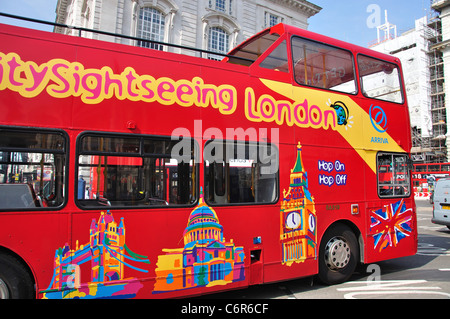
292 37 357 94
226 30 280 66
358 55 403 104
259 40 289 72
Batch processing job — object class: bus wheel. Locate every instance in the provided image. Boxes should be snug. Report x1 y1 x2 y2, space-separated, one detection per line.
318 224 359 285
0 253 35 299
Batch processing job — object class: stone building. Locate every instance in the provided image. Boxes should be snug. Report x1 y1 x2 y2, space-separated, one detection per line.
54 0 321 57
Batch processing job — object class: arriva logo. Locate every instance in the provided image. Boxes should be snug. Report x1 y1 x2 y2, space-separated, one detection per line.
369 104 388 133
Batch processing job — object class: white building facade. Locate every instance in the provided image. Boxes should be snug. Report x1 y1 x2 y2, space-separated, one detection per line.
370 0 450 162
55 0 321 57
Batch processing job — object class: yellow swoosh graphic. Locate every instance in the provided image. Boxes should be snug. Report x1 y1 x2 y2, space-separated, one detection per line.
260 79 406 173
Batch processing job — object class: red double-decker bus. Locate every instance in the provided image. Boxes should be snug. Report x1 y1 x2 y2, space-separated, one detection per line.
0 17 416 299
413 162 450 199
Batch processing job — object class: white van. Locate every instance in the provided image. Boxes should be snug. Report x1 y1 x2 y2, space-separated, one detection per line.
432 178 450 230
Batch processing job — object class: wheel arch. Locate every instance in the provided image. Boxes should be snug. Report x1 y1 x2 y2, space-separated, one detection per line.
0 246 37 298
319 219 365 264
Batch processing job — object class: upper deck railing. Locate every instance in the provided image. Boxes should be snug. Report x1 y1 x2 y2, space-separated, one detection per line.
0 12 255 64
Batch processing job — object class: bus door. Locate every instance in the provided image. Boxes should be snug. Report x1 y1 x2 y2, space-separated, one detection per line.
367 152 415 261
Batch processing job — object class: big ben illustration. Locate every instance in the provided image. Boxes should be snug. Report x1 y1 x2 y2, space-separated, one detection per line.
280 142 317 266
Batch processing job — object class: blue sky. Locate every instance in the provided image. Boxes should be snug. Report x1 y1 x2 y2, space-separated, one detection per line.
0 0 58 31
309 0 431 46
0 0 432 47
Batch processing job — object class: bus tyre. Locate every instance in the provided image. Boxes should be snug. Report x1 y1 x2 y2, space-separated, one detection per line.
318 224 359 285
0 253 35 299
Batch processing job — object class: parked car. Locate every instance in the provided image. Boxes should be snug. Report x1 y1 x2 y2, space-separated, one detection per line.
432 178 450 230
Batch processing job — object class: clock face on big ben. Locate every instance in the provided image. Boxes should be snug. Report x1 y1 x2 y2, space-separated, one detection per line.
285 211 301 230
308 213 316 233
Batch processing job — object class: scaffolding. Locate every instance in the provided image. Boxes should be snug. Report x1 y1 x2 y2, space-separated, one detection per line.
425 1 447 162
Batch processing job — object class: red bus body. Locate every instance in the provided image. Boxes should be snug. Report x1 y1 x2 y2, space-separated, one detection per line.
413 162 450 199
0 22 417 299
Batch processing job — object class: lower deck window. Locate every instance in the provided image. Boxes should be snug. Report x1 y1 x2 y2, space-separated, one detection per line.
77 134 197 208
0 128 66 210
377 153 411 197
205 140 278 205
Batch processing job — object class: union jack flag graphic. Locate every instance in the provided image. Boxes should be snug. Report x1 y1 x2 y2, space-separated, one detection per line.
370 199 413 252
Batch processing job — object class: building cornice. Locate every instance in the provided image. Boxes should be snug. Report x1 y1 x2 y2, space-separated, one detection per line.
267 0 322 17
55 0 69 23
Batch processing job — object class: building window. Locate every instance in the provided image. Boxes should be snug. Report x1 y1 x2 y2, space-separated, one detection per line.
209 0 232 15
137 7 165 50
208 27 229 60
265 12 283 28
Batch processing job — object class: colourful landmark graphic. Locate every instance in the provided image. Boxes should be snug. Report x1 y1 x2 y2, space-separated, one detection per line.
153 191 245 293
42 211 150 299
370 199 413 252
280 142 317 266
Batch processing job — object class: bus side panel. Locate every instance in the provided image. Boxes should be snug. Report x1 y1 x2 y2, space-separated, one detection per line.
70 45 206 134
0 212 70 297
302 142 367 258
364 196 417 264
0 31 76 130
355 95 418 264
63 209 192 299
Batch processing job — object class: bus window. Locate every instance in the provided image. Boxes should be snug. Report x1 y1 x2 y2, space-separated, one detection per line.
77 134 197 208
259 40 289 72
292 37 357 94
377 153 410 198
226 29 280 66
0 128 67 210
358 55 403 104
428 165 440 172
414 165 427 172
204 140 278 205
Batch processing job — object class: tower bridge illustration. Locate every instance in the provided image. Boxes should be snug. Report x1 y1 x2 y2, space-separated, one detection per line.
42 211 150 299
